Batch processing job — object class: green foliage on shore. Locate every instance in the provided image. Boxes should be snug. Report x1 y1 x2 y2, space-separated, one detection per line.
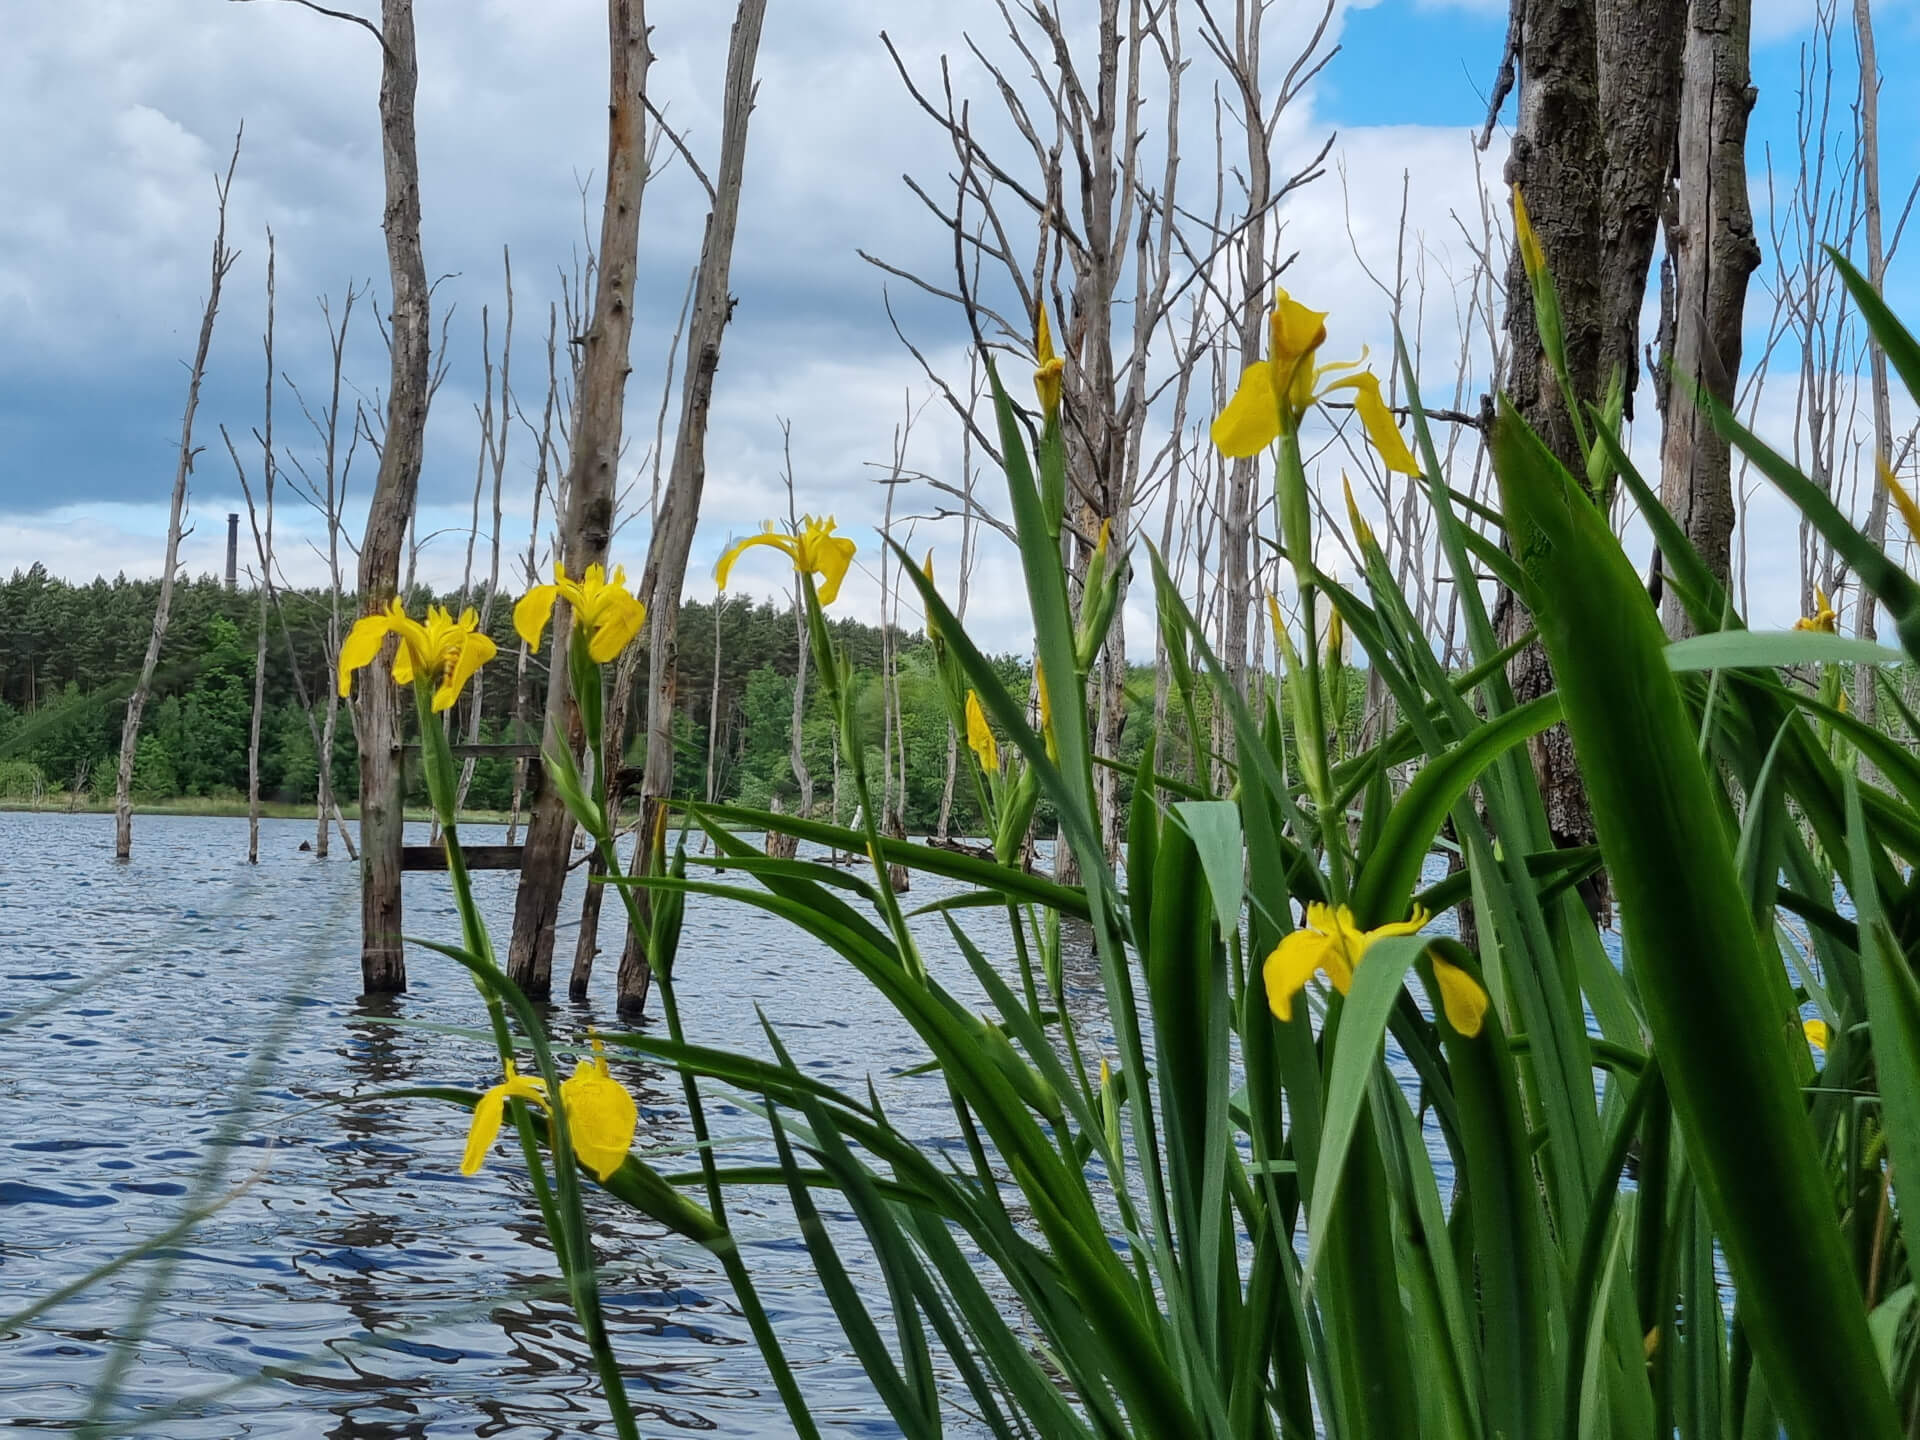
0 565 1155 828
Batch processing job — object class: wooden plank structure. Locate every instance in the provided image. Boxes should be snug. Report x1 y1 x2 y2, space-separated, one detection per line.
398 740 542 873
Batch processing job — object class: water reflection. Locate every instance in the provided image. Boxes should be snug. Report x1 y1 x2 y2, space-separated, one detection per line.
4 813 1026 1435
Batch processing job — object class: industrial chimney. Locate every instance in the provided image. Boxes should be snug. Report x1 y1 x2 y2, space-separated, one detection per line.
225 512 240 589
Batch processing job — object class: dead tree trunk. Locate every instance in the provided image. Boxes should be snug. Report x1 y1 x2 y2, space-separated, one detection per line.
114 132 240 861
308 288 361 861
779 421 815 817
457 254 514 815
246 231 277 866
1658 0 1759 636
622 0 769 1020
1852 0 1891 723
507 0 654 1000
1491 0 1684 894
352 0 433 995
507 305 560 844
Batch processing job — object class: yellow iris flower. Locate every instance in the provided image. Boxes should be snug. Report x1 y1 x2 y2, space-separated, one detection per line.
1804 1018 1830 1052
514 562 647 663
460 1060 550 1176
1793 586 1838 635
716 515 858 607
338 599 497 713
1263 903 1487 1036
1035 304 1064 419
1211 289 1421 476
461 1038 638 1184
965 690 999 773
558 1035 639 1182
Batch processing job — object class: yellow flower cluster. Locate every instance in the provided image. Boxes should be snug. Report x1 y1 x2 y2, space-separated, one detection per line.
339 520 862 715
1264 903 1487 1037
717 515 858 606
462 1036 639 1183
1211 290 1420 477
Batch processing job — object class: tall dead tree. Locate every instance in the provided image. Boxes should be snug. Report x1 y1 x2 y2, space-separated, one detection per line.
245 231 278 865
1852 0 1891 722
507 0 654 1000
779 420 815 819
1195 0 1338 727
350 0 434 994
620 0 770 1020
1487 0 1686 881
114 131 241 861
455 253 514 816
1658 0 1761 636
870 1 1181 866
284 282 364 860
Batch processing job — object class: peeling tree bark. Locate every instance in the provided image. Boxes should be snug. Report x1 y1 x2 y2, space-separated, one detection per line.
1658 0 1760 636
354 0 433 995
114 133 241 862
508 0 654 1000
621 0 769 1020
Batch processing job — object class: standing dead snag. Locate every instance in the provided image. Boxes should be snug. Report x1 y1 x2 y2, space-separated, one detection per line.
1657 0 1760 637
508 0 654 1000
348 0 434 994
113 130 241 862
245 231 278 866
1852 0 1892 723
621 0 770 1020
1489 0 1686 901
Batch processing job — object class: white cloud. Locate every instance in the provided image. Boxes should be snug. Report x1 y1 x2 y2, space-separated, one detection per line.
3 0 1909 660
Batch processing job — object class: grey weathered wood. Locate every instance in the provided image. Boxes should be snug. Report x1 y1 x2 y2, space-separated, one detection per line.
114 131 241 862
354 0 434 995
622 0 770 1020
508 0 655 1002
1852 0 1892 725
402 844 526 872
244 233 277 869
1658 0 1760 636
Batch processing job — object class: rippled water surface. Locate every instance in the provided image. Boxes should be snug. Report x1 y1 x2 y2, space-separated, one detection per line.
0 810 1068 1437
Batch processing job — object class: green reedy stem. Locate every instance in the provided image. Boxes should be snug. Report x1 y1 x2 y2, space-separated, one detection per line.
801 572 923 979
1275 431 1349 897
571 649 821 1440
413 676 642 1440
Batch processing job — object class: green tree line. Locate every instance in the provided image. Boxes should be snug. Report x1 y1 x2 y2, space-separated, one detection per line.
0 563 1088 830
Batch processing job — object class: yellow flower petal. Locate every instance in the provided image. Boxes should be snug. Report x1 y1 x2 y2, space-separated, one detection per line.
337 612 393 698
1431 958 1488 1038
715 528 794 591
1264 927 1332 1023
1327 371 1422 477
435 629 497 712
585 588 646 663
1269 290 1329 369
812 532 857 607
461 1088 506 1177
560 1055 638 1182
1035 304 1064 418
461 1066 549 1176
1211 360 1283 458
514 583 559 652
1804 1018 1830 1052
1512 187 1545 279
1882 457 1920 540
965 690 999 773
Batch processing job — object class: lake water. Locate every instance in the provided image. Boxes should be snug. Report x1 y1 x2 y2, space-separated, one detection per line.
0 810 1101 1438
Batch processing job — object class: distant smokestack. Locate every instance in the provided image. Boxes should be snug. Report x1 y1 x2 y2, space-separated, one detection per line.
225 513 240 589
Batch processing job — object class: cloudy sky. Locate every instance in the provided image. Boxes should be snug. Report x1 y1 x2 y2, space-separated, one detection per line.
3 0 1916 651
